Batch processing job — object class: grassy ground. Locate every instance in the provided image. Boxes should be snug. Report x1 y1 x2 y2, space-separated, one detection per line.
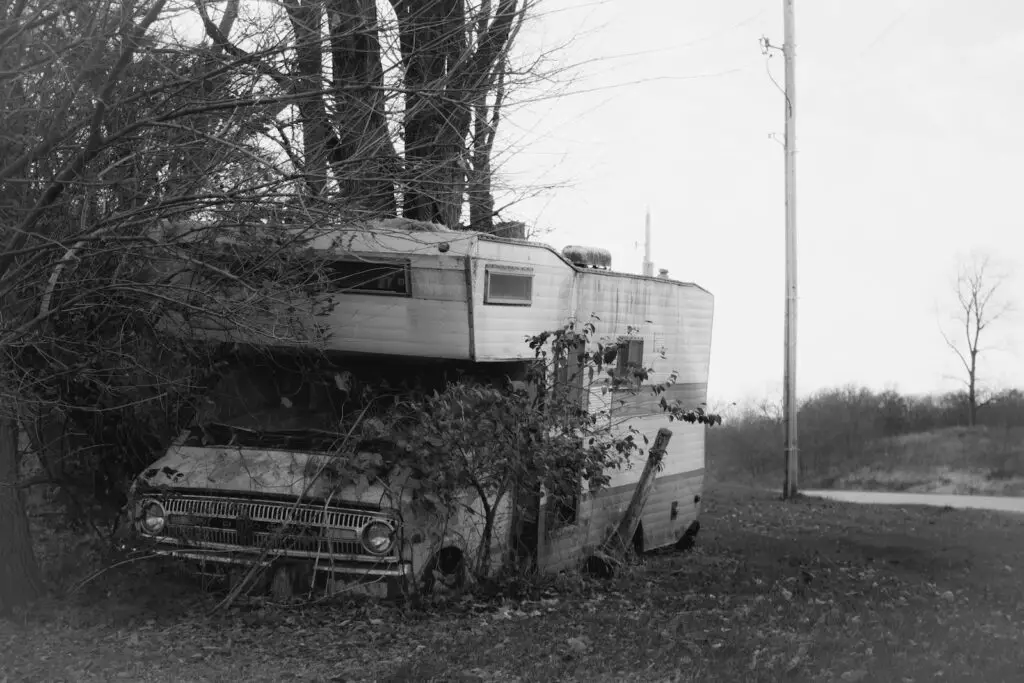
3 484 1024 682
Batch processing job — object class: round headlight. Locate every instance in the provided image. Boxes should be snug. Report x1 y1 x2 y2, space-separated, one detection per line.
139 500 166 535
360 521 395 556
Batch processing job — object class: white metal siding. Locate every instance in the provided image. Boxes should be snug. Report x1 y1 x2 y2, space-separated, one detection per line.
573 273 714 387
553 268 714 566
180 245 474 359
604 414 706 488
471 240 575 360
315 253 470 357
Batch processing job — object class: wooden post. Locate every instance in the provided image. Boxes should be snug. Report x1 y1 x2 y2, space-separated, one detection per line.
781 0 800 499
607 428 672 553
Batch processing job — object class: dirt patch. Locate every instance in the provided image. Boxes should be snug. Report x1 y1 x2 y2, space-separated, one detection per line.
833 466 1024 496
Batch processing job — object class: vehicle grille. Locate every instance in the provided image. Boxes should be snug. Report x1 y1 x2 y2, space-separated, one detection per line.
143 494 399 562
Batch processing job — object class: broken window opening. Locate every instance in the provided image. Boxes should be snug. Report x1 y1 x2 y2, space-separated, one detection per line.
552 495 579 528
553 338 587 412
189 350 533 452
547 481 581 529
324 259 411 296
614 337 644 390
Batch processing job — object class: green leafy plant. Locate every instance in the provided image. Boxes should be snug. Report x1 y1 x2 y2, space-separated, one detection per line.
315 317 722 586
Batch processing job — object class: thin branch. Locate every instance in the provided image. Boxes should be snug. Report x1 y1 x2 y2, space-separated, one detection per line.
0 0 170 281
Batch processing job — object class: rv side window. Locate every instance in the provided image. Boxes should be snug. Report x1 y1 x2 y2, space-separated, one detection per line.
554 339 587 410
325 259 410 296
547 475 581 529
484 267 533 305
615 338 644 387
549 488 579 528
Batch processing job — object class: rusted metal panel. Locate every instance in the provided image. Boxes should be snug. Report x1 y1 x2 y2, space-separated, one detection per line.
609 382 708 420
471 239 575 361
536 467 705 573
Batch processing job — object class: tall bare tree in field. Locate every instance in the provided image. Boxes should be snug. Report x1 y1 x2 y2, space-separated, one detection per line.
940 254 1013 427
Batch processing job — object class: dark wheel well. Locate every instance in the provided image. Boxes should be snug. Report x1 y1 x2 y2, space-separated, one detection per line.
437 546 465 575
421 546 467 593
675 520 701 552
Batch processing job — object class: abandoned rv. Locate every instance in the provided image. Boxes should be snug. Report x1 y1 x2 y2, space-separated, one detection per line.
125 219 715 596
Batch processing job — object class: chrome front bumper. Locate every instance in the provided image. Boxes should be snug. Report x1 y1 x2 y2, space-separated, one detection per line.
143 537 412 578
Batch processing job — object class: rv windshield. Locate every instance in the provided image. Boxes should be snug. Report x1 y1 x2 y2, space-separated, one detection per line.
184 352 530 452
182 422 347 452
186 357 351 451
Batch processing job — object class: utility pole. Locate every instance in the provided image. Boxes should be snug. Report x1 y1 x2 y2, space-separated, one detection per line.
781 0 799 499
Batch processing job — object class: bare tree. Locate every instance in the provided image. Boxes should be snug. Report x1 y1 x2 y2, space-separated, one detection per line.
0 0 177 615
940 254 1013 427
194 0 531 229
0 0 558 614
0 0 347 613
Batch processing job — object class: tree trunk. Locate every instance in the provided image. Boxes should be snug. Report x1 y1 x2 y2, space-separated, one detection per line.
969 384 978 427
0 412 44 615
468 94 496 231
286 0 338 197
328 0 397 215
969 352 978 426
468 37 507 232
393 0 469 227
391 0 520 227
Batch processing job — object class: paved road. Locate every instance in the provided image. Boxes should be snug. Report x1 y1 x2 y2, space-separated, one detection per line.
802 489 1024 514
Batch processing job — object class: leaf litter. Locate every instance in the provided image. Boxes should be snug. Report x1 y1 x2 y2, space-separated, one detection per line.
3 485 1024 682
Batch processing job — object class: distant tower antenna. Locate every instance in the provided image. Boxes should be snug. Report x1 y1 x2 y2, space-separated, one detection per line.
642 207 654 277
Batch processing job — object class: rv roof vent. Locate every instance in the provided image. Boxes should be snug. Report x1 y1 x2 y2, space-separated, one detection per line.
562 245 612 270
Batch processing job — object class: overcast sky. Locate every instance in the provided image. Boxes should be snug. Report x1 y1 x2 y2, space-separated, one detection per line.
501 0 1024 405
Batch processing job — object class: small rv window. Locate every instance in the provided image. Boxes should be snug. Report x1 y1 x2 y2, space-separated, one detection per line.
547 473 581 529
549 487 579 528
325 259 410 296
554 339 587 410
615 338 644 387
484 267 533 305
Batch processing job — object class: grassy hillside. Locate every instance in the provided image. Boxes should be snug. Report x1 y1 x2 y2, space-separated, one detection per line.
824 426 1024 495
709 423 1024 496
706 385 1024 494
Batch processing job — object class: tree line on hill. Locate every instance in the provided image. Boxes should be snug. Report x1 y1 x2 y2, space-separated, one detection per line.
708 386 1024 485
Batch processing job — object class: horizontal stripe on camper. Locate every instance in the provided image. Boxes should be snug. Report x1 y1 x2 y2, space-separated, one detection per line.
609 382 708 419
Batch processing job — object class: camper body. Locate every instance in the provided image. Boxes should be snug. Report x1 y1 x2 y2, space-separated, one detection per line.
127 221 714 595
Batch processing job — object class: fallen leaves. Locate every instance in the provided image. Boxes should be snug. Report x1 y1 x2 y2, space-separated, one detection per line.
5 486 1024 683
565 635 592 655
